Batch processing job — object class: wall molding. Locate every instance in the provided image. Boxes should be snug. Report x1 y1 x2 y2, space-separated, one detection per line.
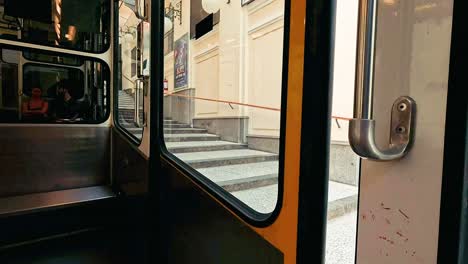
248 14 284 36
247 0 276 15
193 45 219 62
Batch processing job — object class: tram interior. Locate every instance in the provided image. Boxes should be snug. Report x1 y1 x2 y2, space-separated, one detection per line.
0 0 151 262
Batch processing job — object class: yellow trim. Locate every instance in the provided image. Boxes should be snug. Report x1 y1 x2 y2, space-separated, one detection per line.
252 0 305 262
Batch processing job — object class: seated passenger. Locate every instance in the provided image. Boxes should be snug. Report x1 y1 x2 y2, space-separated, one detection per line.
22 88 48 121
53 81 81 120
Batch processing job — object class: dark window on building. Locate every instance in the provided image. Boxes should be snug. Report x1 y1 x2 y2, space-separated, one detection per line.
190 0 220 39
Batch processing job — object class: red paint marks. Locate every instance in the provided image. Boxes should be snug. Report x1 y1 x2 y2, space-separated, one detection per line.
362 214 367 220
399 209 410 220
372 214 376 221
396 231 409 242
381 202 391 210
412 251 416 257
378 236 395 245
385 218 391 225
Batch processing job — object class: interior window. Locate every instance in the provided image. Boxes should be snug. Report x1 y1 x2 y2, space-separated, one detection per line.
0 0 111 53
115 1 147 142
0 47 109 123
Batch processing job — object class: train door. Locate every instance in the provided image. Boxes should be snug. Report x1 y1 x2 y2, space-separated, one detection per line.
351 0 466 263
153 0 331 263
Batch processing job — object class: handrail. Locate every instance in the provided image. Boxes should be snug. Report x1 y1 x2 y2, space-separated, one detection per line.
164 91 281 111
163 91 352 121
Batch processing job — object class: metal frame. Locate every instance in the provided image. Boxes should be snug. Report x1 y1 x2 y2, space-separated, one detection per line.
437 0 468 261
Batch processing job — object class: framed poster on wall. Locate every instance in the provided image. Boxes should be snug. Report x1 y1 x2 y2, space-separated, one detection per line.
174 33 189 90
241 0 255 6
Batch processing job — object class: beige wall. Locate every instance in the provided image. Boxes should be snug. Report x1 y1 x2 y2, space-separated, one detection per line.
163 0 357 142
164 0 285 137
330 0 359 144
245 0 284 137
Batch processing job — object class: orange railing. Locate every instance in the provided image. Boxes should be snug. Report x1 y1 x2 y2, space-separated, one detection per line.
164 91 352 121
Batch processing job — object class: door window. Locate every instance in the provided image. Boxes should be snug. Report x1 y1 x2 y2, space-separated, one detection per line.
161 0 287 216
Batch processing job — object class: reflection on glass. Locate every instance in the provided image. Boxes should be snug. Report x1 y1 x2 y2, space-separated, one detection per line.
162 0 286 214
0 48 109 123
0 0 110 53
23 51 83 66
115 0 147 141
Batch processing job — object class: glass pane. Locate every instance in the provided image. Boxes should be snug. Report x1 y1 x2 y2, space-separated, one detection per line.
115 1 147 141
162 0 286 214
23 50 83 66
0 0 110 53
0 48 109 123
326 0 359 263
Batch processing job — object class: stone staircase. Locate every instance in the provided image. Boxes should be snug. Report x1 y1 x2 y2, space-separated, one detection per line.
164 119 279 193
163 118 358 216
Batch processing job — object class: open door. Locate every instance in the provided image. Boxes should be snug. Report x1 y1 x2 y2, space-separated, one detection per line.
152 0 334 263
351 0 466 263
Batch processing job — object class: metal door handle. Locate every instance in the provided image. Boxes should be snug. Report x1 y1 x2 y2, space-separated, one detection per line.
348 0 416 161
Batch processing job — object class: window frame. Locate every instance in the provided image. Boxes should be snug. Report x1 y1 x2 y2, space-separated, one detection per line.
22 50 85 67
156 0 292 227
0 43 111 125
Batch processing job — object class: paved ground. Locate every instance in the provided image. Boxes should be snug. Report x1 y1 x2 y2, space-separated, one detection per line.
326 211 357 264
231 181 358 264
231 181 358 214
327 181 358 202
233 185 358 263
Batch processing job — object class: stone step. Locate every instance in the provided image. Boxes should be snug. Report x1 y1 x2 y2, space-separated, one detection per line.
163 124 192 129
230 181 358 216
164 120 179 124
174 149 278 169
326 181 359 220
125 127 143 132
197 161 279 192
164 128 208 134
164 133 220 142
165 141 247 153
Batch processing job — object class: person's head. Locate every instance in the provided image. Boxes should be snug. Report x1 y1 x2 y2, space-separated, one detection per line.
31 88 42 99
